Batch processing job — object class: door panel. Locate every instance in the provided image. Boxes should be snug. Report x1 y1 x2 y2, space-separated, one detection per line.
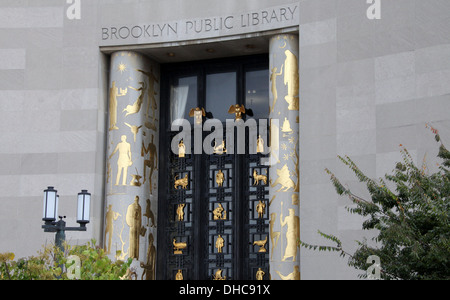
158 55 269 280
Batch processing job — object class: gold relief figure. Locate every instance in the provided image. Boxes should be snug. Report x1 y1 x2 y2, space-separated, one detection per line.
126 196 145 259
280 206 300 262
256 268 265 280
124 122 142 142
270 164 295 192
284 50 299 111
189 107 206 125
270 64 283 113
144 199 156 227
175 269 184 280
174 174 189 189
276 265 300 280
256 200 266 218
136 68 159 121
173 238 187 254
256 135 264 154
216 170 225 187
176 203 185 221
215 235 224 253
253 236 268 252
104 205 121 254
109 81 127 131
281 117 293 135
124 81 146 117
228 104 246 120
213 140 227 155
140 233 156 280
109 135 132 186
253 169 268 186
142 135 157 194
270 213 281 260
213 203 226 220
178 140 186 158
213 269 226 280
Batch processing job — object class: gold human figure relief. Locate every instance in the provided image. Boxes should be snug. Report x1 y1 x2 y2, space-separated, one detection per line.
216 170 225 187
136 68 159 121
270 164 295 192
253 169 268 186
256 268 265 280
178 139 186 158
142 135 158 194
175 269 184 280
256 200 266 218
144 199 156 227
173 238 187 254
213 140 227 155
176 203 186 221
140 233 156 280
284 50 299 111
228 104 246 120
109 81 127 131
269 213 280 260
269 64 283 113
215 235 224 253
174 174 189 189
124 81 146 117
280 207 300 262
124 122 142 142
276 265 300 280
189 107 206 125
213 269 226 280
126 196 145 259
253 236 268 252
104 205 121 254
256 135 264 153
213 203 226 220
109 135 132 186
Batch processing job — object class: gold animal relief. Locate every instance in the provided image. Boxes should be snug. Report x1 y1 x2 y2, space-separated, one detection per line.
213 203 226 220
253 236 268 253
173 238 187 255
253 169 268 186
174 174 189 189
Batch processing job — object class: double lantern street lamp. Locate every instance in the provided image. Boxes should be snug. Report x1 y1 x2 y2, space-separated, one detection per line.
42 186 91 251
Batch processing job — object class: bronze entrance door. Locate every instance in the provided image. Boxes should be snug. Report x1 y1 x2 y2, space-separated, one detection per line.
157 55 270 280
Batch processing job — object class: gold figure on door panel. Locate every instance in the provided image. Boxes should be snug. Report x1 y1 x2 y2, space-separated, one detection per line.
216 170 225 187
284 50 299 111
215 235 224 253
189 107 206 125
213 203 226 220
228 104 246 120
176 203 185 222
256 268 265 280
109 135 132 186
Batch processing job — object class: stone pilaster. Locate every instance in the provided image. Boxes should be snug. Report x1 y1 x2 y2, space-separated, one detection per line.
268 34 300 280
104 51 159 280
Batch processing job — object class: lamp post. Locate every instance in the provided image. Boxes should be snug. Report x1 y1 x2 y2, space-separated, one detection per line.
42 187 91 251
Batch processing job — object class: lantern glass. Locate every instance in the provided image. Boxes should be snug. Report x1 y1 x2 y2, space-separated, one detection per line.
77 190 90 224
43 186 58 221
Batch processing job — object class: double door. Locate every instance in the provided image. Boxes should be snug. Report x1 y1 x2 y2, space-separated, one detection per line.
157 55 270 280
